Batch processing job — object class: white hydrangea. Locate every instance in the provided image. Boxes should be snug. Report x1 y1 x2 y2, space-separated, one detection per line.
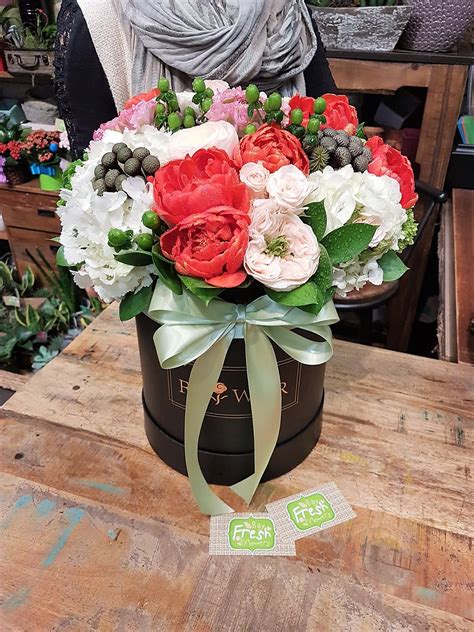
333 259 384 298
57 155 155 303
305 165 407 249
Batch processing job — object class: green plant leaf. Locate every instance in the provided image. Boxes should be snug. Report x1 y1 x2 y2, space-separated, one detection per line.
304 201 327 241
378 251 409 282
152 245 182 295
114 250 153 267
312 244 333 290
55 245 70 267
179 275 223 306
119 285 153 321
266 281 324 307
321 224 377 264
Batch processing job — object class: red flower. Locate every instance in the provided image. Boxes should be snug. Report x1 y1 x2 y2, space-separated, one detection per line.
322 94 358 135
160 206 250 288
124 88 160 110
366 136 418 209
239 124 309 175
288 94 315 127
151 148 249 226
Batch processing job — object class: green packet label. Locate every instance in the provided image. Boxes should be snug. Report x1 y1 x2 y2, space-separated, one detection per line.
209 513 296 556
266 482 356 541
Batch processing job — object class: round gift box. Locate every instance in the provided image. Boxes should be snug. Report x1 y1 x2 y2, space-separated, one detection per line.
136 309 326 486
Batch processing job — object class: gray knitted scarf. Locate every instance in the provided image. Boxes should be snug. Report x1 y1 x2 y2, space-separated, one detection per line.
119 0 317 96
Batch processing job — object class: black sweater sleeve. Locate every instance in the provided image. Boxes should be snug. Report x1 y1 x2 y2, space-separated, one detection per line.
303 19 337 97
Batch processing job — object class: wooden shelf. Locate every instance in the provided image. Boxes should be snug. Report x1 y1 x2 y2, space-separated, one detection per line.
0 177 59 198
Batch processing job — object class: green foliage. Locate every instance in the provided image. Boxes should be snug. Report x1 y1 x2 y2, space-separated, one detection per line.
179 276 223 306
119 284 153 321
377 251 409 281
303 201 327 241
151 245 182 295
114 249 153 267
321 224 376 264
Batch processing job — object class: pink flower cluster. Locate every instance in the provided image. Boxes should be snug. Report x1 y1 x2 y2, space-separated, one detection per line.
206 87 254 134
93 99 156 141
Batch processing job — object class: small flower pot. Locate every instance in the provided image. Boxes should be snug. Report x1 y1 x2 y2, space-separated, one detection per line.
3 163 31 185
136 311 326 486
399 0 474 53
308 4 412 52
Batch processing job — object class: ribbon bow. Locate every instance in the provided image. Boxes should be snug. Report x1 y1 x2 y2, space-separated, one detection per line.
148 282 339 515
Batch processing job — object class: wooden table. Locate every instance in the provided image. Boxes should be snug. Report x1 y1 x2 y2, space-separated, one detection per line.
1 305 473 631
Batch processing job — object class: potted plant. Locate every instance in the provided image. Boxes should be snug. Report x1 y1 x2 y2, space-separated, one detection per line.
57 79 418 515
20 128 65 190
0 115 31 184
2 6 56 76
400 0 474 52
306 0 412 51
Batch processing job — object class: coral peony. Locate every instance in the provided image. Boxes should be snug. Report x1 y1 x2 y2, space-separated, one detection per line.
151 147 249 227
322 94 358 135
288 94 315 127
160 206 250 288
124 87 160 110
366 136 418 209
239 124 309 175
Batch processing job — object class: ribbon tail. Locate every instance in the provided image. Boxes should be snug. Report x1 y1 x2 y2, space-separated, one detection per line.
231 324 281 504
185 334 234 516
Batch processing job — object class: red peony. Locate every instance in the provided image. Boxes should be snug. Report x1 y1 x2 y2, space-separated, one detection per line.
160 206 250 288
288 94 315 127
239 124 309 175
366 136 418 209
322 94 358 135
124 87 160 110
151 148 250 226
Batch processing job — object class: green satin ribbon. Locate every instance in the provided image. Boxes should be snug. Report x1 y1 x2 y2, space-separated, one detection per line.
148 282 339 516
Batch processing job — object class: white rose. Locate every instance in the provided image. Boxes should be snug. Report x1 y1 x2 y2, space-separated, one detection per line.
266 164 313 212
244 201 320 291
240 162 270 198
166 120 239 162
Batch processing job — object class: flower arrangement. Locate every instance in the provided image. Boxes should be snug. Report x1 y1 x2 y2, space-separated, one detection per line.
57 77 417 310
57 78 418 514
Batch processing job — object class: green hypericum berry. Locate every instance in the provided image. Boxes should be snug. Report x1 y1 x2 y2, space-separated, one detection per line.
307 118 321 134
244 124 257 135
245 84 260 104
183 114 196 128
155 103 166 115
201 98 212 113
204 87 214 98
263 98 273 113
158 77 169 93
290 108 304 125
142 211 160 231
168 96 179 113
135 233 154 251
168 112 182 130
314 97 327 115
184 106 196 118
192 77 206 93
267 92 282 112
108 228 128 247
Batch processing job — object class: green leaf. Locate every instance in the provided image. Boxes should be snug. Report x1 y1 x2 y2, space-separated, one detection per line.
56 245 70 267
378 251 409 282
304 201 327 241
119 285 153 321
356 122 366 139
321 224 377 264
151 245 182 295
179 275 223 306
266 281 324 307
312 244 332 290
114 250 153 267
